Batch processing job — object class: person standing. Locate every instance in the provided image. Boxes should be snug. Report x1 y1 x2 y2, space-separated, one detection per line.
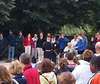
31 33 38 62
7 30 16 61
43 36 52 60
0 33 4 59
58 33 69 53
36 32 45 61
16 31 24 58
23 33 32 55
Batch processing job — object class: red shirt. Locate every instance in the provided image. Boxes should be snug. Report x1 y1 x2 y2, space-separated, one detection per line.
23 37 32 46
23 64 40 84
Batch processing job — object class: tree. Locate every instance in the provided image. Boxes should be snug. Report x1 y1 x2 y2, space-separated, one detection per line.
0 0 15 25
1 0 99 33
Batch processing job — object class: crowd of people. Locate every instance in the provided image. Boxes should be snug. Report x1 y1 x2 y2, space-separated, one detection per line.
0 30 89 62
0 31 100 84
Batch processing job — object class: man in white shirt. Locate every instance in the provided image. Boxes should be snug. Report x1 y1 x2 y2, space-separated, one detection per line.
72 63 94 84
72 49 94 84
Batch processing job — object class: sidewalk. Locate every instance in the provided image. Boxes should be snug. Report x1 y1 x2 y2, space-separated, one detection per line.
0 60 10 70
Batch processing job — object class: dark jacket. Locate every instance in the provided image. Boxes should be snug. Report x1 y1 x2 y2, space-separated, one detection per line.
54 65 71 75
7 34 16 46
36 38 44 48
13 74 27 84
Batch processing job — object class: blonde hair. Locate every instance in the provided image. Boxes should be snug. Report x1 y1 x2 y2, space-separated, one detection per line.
82 49 93 62
9 60 23 75
0 65 12 84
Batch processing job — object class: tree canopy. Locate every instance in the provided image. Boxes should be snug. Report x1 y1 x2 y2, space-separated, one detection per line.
0 0 100 33
0 0 15 25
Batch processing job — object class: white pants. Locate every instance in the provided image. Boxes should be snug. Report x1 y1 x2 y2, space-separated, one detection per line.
37 48 44 61
32 48 37 58
24 45 31 55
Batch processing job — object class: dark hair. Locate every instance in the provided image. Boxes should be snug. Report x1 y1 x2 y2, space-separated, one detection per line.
19 53 31 65
90 56 100 71
66 52 75 60
59 58 68 69
58 72 76 84
40 58 54 73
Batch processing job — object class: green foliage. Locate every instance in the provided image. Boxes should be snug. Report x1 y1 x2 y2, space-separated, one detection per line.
8 0 97 33
60 24 96 36
0 0 99 33
0 0 15 25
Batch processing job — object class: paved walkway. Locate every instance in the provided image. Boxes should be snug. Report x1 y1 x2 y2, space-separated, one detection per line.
0 61 10 70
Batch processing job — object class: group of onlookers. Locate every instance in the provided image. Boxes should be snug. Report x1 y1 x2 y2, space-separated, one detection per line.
0 31 100 84
0 41 100 84
0 30 89 62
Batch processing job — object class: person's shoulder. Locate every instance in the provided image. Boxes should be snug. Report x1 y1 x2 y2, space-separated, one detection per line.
91 73 100 84
93 73 100 79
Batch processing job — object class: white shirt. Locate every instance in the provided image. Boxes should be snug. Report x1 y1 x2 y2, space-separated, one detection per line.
72 62 94 84
79 60 90 65
71 39 79 47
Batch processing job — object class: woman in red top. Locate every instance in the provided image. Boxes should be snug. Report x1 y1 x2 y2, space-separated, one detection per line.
23 33 32 55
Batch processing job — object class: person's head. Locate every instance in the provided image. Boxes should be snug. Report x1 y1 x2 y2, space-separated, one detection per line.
0 65 12 84
58 72 76 84
95 42 100 54
28 33 31 38
59 53 64 58
66 52 76 60
90 56 100 73
40 32 43 38
39 58 54 73
73 35 78 39
61 33 64 38
59 58 68 69
9 60 23 75
47 36 51 42
0 33 3 40
67 42 73 48
9 30 13 35
82 49 93 62
19 53 31 65
95 32 100 38
19 31 23 36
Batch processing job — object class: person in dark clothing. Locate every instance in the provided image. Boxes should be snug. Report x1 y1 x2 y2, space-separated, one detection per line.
13 74 26 84
36 32 45 61
9 60 27 84
54 58 71 75
7 30 16 61
0 33 4 59
43 36 56 63
16 31 24 58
